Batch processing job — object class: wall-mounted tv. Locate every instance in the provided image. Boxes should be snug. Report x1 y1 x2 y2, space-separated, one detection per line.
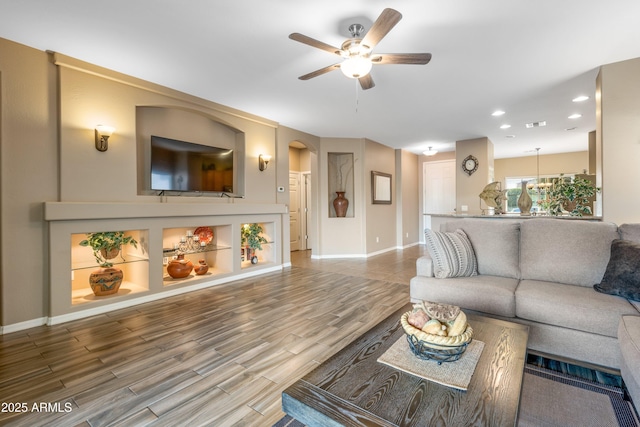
150 135 234 193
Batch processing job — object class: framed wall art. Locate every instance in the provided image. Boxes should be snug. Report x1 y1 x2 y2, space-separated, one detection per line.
372 171 392 204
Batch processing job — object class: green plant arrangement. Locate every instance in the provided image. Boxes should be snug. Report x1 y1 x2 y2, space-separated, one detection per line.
546 174 600 216
79 231 138 267
241 223 268 250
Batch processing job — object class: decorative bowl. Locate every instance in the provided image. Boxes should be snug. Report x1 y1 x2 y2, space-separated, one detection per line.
400 311 474 363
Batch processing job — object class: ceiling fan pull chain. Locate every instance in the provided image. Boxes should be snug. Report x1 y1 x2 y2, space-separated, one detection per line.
355 79 359 113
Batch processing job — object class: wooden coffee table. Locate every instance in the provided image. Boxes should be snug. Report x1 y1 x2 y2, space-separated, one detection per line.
282 303 529 426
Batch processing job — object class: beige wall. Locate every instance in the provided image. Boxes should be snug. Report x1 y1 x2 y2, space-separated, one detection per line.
494 151 589 184
398 150 420 247
319 137 365 256
598 57 640 224
364 139 397 254
56 55 278 204
288 146 311 173
0 39 58 326
456 137 494 215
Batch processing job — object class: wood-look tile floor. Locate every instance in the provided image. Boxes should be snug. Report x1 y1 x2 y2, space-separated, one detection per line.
0 246 425 426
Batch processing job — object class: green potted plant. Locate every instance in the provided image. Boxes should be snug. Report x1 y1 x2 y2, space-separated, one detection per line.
241 223 267 264
79 231 138 296
547 174 600 216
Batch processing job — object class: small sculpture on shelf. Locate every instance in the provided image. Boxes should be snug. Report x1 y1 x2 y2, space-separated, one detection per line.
176 227 213 254
79 231 138 296
479 182 508 214
194 259 209 275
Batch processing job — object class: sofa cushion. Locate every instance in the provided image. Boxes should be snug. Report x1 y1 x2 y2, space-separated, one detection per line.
516 279 638 337
441 219 521 279
416 255 435 277
410 275 518 317
618 223 640 243
594 240 640 301
424 229 477 278
618 316 640 406
520 219 619 287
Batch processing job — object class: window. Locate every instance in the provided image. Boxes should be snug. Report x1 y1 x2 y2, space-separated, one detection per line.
504 175 574 213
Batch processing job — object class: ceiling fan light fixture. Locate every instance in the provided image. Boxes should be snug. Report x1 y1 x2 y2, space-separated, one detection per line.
423 147 438 156
340 56 372 79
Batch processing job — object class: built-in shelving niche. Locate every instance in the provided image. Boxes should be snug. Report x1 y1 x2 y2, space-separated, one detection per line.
161 225 233 286
70 230 150 306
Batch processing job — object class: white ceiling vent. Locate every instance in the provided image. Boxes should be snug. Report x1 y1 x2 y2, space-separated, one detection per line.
525 121 547 128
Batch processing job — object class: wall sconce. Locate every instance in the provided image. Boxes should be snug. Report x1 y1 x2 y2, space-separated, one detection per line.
259 154 271 171
94 125 115 152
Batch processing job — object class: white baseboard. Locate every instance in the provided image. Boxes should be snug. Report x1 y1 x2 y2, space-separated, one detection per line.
312 243 421 260
1 317 48 334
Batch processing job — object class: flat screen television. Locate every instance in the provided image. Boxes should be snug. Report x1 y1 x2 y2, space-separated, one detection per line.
150 135 234 193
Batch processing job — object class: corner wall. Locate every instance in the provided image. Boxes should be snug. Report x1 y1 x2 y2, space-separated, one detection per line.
456 137 494 215
397 149 420 247
598 57 640 224
0 39 58 327
365 139 397 255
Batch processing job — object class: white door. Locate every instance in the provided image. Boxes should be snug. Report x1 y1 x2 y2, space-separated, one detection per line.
289 172 301 251
424 160 456 214
302 172 311 250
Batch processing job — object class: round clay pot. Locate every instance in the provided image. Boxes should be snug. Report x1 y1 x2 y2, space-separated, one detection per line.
194 259 209 275
167 254 193 279
89 267 124 296
100 247 120 260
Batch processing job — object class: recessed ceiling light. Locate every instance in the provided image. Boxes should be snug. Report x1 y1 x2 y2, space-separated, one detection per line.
500 124 511 129
572 96 589 102
492 110 505 116
568 113 582 119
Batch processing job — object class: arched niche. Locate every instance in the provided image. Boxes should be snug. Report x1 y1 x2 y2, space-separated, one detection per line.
136 106 246 196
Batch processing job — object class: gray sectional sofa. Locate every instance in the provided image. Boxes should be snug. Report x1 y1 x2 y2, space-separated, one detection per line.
410 218 640 375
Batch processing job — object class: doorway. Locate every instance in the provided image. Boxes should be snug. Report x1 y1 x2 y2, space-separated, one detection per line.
289 142 312 251
423 160 456 214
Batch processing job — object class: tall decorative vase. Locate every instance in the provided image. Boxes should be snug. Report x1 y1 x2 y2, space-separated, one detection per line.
517 180 532 216
333 191 349 217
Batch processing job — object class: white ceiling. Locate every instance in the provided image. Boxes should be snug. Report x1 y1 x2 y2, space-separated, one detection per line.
2 1 640 159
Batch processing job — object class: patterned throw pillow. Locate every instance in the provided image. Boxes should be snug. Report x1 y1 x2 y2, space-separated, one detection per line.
424 229 478 279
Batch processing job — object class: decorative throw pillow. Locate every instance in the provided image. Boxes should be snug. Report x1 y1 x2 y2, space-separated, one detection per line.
424 229 478 279
594 239 640 302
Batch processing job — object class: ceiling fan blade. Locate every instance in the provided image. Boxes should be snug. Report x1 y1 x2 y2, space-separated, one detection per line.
361 8 402 50
289 33 342 56
298 63 341 80
371 53 432 65
359 74 375 90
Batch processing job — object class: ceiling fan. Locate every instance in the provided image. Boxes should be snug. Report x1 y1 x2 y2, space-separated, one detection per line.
289 8 431 90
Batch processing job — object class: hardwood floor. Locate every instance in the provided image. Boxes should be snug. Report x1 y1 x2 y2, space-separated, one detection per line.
0 246 425 426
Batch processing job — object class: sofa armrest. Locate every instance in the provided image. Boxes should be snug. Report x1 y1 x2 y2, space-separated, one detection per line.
416 255 435 277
